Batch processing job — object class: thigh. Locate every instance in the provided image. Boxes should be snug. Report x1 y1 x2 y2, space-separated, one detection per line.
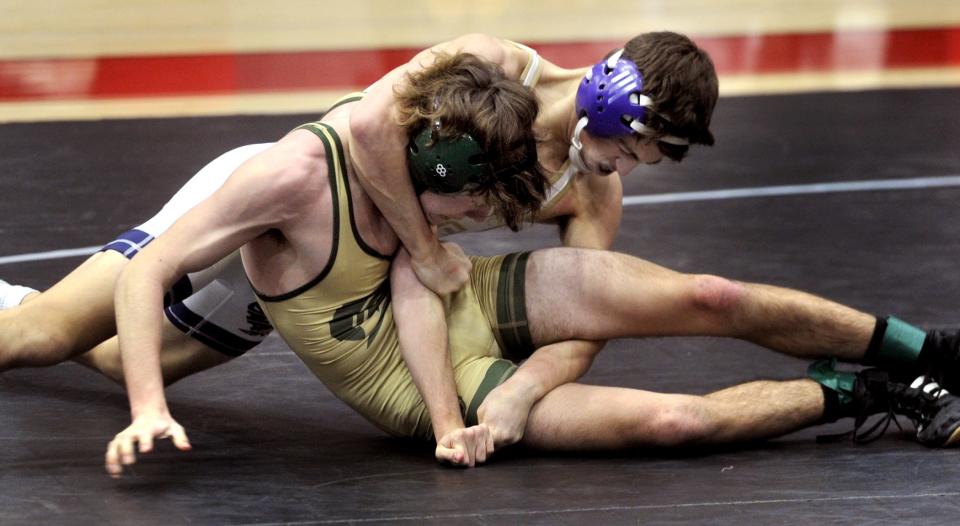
78 317 236 385
4 250 128 359
524 248 712 346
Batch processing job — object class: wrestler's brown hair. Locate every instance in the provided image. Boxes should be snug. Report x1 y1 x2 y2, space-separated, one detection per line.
622 31 719 160
394 52 547 231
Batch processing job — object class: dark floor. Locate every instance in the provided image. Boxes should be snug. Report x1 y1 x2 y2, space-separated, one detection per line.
1 88 960 525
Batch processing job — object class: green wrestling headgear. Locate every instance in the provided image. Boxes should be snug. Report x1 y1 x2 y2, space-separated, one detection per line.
407 124 537 195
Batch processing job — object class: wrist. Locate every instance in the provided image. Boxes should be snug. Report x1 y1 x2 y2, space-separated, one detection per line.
499 372 544 406
431 411 466 439
130 394 168 419
409 234 442 261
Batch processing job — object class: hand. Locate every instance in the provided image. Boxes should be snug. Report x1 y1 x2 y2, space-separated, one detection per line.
105 412 191 478
435 424 494 467
411 241 471 295
477 383 535 448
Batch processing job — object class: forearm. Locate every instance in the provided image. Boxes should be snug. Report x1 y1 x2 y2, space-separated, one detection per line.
358 160 436 258
500 340 602 406
115 263 172 418
350 81 438 260
390 252 464 439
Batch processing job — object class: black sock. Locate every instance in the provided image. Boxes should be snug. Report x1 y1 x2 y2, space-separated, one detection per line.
861 316 887 366
820 384 842 423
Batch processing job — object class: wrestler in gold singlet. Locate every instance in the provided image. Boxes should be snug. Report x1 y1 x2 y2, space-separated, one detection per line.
256 121 536 440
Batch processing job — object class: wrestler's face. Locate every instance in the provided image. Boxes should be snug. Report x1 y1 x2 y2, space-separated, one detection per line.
578 131 664 176
418 191 492 225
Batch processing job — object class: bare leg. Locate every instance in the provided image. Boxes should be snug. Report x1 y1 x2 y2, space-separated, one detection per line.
73 318 236 385
524 248 874 362
521 379 824 450
0 251 127 370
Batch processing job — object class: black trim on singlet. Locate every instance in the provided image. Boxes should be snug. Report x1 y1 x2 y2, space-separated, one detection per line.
319 93 365 119
495 252 535 361
465 360 517 426
256 123 342 302
328 127 392 261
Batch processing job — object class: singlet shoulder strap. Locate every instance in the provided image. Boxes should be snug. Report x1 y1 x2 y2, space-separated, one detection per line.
321 92 365 118
257 122 347 301
507 41 543 88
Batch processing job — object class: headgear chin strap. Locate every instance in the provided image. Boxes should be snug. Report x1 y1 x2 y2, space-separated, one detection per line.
568 116 590 173
573 49 689 147
407 124 537 195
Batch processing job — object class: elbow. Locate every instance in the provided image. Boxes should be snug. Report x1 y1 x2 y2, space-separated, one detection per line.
116 255 173 305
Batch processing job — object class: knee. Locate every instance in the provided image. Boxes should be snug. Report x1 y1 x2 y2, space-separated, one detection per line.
689 274 746 316
0 317 75 368
648 403 716 447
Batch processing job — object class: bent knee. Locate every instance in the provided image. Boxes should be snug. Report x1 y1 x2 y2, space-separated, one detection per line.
3 324 76 367
690 274 746 314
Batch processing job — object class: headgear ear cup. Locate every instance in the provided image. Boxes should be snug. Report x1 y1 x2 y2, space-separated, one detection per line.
407 126 537 194
407 127 488 194
574 50 689 145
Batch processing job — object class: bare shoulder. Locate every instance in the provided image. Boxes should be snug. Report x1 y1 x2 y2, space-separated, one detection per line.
432 34 524 76
235 131 328 208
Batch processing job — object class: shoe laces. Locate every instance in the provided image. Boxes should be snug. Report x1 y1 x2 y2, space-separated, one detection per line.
818 375 944 445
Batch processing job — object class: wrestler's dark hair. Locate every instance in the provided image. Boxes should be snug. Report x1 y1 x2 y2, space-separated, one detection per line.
393 52 547 231
621 31 719 161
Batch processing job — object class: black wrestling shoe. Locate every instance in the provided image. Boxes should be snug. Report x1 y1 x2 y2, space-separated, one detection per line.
920 329 960 394
847 370 960 447
902 376 960 447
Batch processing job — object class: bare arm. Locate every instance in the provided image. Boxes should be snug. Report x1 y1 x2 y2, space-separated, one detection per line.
556 173 623 250
390 247 493 467
478 339 601 447
105 140 316 477
350 34 521 294
478 174 623 446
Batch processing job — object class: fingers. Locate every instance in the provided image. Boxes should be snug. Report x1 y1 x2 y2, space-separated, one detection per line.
435 443 467 466
169 425 192 451
437 426 496 468
139 432 154 454
104 420 192 478
473 425 494 465
105 432 141 478
485 425 495 456
474 433 487 465
105 437 131 478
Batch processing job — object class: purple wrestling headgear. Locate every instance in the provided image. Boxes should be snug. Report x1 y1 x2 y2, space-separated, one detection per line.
573 50 689 146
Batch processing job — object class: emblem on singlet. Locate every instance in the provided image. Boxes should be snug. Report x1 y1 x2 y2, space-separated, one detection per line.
240 302 273 338
329 284 390 344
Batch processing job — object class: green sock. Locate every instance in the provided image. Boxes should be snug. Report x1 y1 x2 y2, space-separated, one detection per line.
808 359 858 421
862 316 925 373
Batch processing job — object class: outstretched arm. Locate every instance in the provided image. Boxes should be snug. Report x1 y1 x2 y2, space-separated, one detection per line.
105 139 315 477
390 247 493 467
478 339 602 447
350 34 522 295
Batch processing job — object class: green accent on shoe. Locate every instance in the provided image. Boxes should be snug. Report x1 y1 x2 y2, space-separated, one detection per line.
877 316 925 369
808 359 857 407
